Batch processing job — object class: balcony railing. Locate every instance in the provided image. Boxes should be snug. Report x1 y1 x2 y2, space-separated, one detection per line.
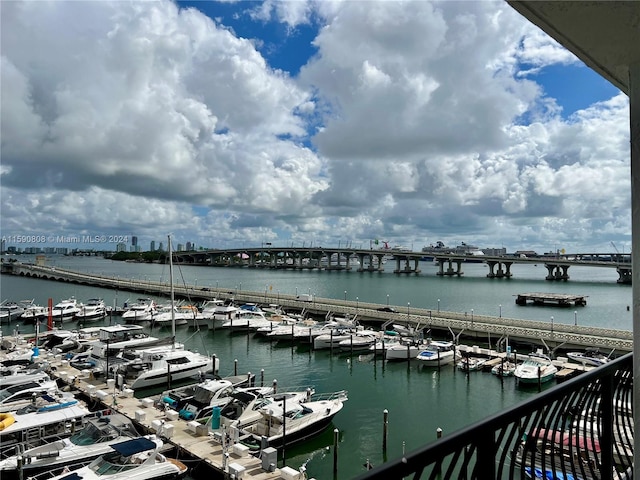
355 353 633 480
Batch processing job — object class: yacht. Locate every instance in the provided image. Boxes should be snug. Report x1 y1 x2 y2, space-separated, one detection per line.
0 399 92 453
153 304 203 327
0 301 28 323
415 341 461 366
116 344 217 390
237 390 348 449
76 299 108 322
0 379 62 413
19 301 48 324
40 436 187 480
514 352 558 384
51 298 81 321
159 378 236 421
0 413 140 475
0 366 51 388
121 298 157 323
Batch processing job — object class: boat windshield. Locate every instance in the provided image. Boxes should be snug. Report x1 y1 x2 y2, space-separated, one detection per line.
71 422 117 446
90 452 141 475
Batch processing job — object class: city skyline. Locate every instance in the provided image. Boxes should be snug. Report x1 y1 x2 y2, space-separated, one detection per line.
1 1 628 254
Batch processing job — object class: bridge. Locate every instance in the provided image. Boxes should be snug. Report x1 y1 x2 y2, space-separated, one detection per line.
163 247 632 283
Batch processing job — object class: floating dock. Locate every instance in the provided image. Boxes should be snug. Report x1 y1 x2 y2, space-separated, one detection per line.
514 293 587 307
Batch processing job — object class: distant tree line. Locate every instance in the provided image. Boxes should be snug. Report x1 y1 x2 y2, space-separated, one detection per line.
108 251 164 262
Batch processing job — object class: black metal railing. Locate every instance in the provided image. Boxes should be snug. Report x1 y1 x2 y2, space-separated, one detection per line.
355 353 633 480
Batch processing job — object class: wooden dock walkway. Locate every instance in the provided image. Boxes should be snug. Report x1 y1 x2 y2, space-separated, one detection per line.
36 353 306 480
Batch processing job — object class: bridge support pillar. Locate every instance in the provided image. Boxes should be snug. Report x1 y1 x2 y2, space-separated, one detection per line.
435 259 463 276
485 261 513 278
393 256 421 274
545 264 570 281
617 267 632 284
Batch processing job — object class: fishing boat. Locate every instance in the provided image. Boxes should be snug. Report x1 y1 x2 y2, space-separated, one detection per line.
37 436 187 480
415 341 461 366
0 413 140 475
514 352 558 384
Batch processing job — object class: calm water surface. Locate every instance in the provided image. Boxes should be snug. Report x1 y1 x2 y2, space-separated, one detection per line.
0 255 633 479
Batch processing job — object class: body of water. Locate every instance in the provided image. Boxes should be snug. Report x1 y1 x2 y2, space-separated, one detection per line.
0 255 633 479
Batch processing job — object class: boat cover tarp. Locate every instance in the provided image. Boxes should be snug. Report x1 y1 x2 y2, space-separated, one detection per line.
110 437 156 456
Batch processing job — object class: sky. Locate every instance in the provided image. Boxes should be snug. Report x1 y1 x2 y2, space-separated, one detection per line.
0 0 629 255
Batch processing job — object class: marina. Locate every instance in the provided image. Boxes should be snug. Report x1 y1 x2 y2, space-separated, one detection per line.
0 254 634 479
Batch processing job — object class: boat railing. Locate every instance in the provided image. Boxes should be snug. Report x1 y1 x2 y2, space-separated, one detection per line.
354 353 632 480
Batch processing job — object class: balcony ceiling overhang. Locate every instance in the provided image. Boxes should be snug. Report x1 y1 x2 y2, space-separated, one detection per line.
506 1 640 95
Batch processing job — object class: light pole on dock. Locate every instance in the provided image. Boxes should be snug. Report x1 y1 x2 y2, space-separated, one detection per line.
356 297 359 313
499 304 502 318
471 309 474 326
407 302 410 321
344 291 347 301
437 299 440 313
386 294 389 306
551 316 554 333
574 310 578 326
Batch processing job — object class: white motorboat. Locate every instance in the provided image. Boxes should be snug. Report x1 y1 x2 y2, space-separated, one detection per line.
566 348 612 367
514 352 558 384
0 300 27 323
216 386 315 430
159 378 236 421
312 325 363 350
491 360 517 377
0 379 62 413
0 400 93 452
20 302 48 324
338 330 380 352
40 436 187 480
152 304 189 326
0 413 140 474
0 366 51 388
51 298 81 321
117 345 216 390
415 341 461 366
381 338 424 361
456 356 487 372
76 299 108 322
121 298 157 323
221 309 273 331
68 325 170 371
237 390 348 450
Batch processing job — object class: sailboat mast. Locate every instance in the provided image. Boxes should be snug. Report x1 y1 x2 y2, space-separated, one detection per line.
168 235 176 347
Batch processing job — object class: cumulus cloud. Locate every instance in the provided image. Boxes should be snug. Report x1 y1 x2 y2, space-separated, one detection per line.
0 0 629 253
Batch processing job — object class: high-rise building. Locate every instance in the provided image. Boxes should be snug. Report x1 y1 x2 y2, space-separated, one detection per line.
158 242 164 252
116 243 127 252
186 241 192 251
131 236 138 247
150 240 156 251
